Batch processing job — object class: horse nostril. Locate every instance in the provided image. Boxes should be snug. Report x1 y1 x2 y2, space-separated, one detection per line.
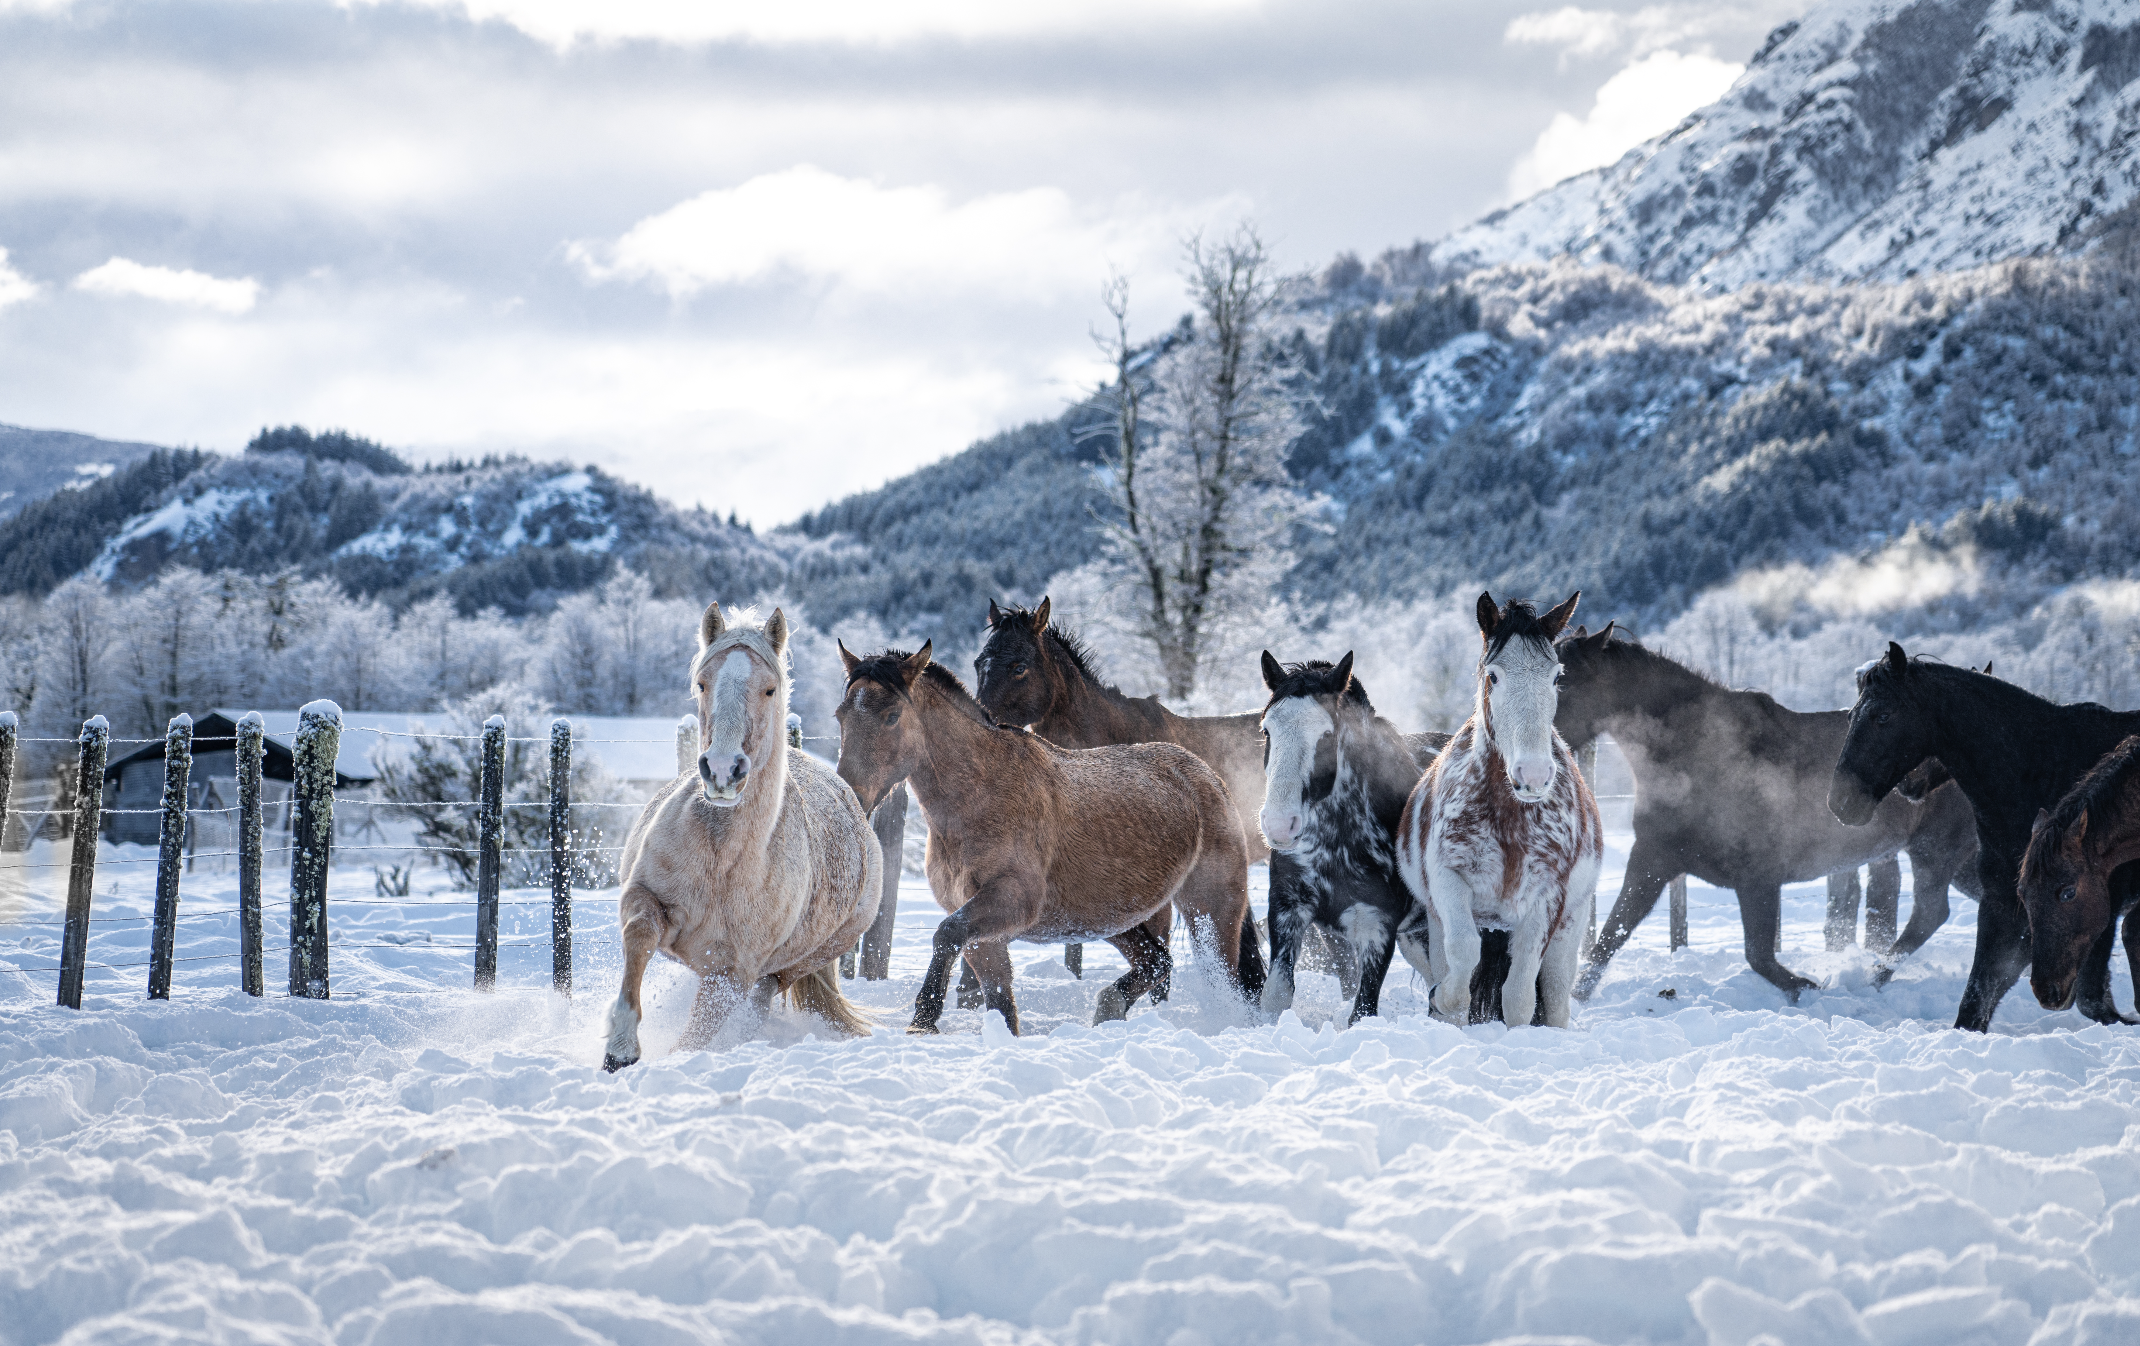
698 755 714 784
730 754 749 782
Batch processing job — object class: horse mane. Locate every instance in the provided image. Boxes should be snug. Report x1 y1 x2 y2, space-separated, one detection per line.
996 604 1119 693
1486 600 1561 661
846 649 1015 731
691 626 788 688
2050 735 2140 832
1264 659 1375 715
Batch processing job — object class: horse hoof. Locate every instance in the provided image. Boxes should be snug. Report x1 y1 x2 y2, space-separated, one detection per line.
601 1053 637 1073
906 1021 942 1036
1869 963 1897 989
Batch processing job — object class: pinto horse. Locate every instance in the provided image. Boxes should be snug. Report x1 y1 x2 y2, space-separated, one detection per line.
835 642 1256 1034
1399 593 1601 1028
603 604 881 1071
1554 625 1980 998
2016 736 2140 1019
1831 644 2140 1031
1257 652 1434 1025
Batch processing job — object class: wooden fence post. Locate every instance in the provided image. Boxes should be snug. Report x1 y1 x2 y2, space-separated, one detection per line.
56 716 109 1010
1669 874 1689 951
288 700 341 999
676 713 697 779
860 783 906 980
474 715 506 991
0 711 16 852
147 714 193 1000
549 717 572 996
236 712 265 997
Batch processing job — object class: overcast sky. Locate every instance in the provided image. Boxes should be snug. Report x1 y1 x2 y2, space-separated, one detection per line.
0 0 1802 525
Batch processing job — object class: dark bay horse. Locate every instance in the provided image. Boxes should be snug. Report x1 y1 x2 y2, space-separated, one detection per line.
976 597 1390 987
834 643 1258 1034
1556 626 1979 1001
2017 736 2140 1019
1831 643 2140 1031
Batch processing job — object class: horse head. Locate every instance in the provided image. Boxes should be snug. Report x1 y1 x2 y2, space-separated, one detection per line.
690 602 790 808
1551 619 1619 749
1477 591 1580 804
2018 737 2140 1010
1256 650 1363 850
836 641 935 814
973 597 1059 727
1829 642 1931 826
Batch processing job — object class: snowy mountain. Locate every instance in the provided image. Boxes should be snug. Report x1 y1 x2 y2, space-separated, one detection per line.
0 423 166 520
1434 0 2140 287
0 429 784 615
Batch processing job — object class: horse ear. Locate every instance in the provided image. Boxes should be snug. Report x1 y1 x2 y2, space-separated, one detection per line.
902 641 934 682
1886 641 1908 677
765 608 789 655
1260 650 1284 690
1983 661 1994 675
1571 624 1589 641
699 602 724 650
1476 592 1498 639
1598 619 1617 647
1033 597 1051 633
1540 591 1580 639
1334 650 1355 693
2075 808 2089 845
837 640 860 677
2033 807 2050 834
987 599 1003 628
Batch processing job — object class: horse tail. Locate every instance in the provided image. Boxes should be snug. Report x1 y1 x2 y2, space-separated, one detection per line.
786 963 876 1038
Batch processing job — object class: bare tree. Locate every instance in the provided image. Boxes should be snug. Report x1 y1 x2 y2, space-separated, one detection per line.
1098 224 1303 700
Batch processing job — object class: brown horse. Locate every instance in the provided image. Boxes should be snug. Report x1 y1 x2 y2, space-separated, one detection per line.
834 642 1255 1034
2017 736 2140 1019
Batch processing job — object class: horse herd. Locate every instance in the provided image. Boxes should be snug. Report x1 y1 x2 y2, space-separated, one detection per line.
598 593 2140 1070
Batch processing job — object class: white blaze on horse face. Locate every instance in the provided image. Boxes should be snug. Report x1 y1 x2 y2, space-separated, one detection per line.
1259 696 1334 851
700 649 762 806
1486 634 1562 803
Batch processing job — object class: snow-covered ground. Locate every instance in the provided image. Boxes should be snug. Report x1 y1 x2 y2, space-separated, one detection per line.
4 822 2140 1345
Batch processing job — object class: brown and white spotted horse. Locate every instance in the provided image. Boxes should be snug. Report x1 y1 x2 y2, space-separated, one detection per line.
1398 593 1602 1028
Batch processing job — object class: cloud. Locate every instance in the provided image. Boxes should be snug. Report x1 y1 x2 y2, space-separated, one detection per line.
0 247 35 309
575 166 1194 304
372 0 1260 48
1504 4 1792 66
73 258 259 314
1505 49 1742 199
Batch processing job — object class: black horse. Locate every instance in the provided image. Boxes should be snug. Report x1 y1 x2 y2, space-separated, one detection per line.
1830 643 2140 1031
1556 626 1980 1001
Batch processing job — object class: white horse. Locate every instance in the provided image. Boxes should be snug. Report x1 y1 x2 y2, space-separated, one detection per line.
1397 592 1601 1028
603 604 881 1070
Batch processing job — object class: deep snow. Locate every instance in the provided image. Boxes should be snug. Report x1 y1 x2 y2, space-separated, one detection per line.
4 820 2140 1346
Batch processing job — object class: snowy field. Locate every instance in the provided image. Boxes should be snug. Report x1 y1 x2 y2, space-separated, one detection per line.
5 823 2140 1346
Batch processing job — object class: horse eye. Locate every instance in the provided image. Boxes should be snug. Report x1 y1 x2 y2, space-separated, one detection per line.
1487 670 1499 685
1877 712 1890 725
2061 885 2078 903
885 711 901 726
1014 663 1028 676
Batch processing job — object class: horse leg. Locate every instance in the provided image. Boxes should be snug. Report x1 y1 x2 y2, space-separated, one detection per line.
1142 906 1173 1003
955 953 984 1009
1261 878 1310 1017
1824 868 1861 952
965 940 1020 1035
1501 903 1548 1030
1575 834 1676 999
1235 902 1266 1001
1097 923 1172 1023
1344 905 1399 1027
1539 905 1584 1028
1738 880 1818 1003
2074 923 2132 1025
1956 881 2032 1033
1881 845 1955 985
602 893 666 1072
679 973 750 1050
910 876 1042 1034
1864 858 1901 956
1170 835 1249 996
1428 872 1482 1023
2124 898 2140 1020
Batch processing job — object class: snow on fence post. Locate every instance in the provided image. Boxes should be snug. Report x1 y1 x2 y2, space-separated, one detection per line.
1669 875 1689 951
1578 740 1599 958
0 711 16 852
860 783 906 980
473 715 506 991
288 700 341 1000
786 713 802 751
675 713 697 779
236 712 265 997
56 716 109 1009
147 714 194 1000
548 717 572 996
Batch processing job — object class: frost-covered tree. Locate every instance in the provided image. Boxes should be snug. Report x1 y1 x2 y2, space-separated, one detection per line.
1098 224 1307 700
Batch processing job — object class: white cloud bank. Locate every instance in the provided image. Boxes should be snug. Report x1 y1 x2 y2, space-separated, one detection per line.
576 166 1196 305
374 0 1258 47
1505 49 1743 200
73 258 259 314
0 247 35 309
